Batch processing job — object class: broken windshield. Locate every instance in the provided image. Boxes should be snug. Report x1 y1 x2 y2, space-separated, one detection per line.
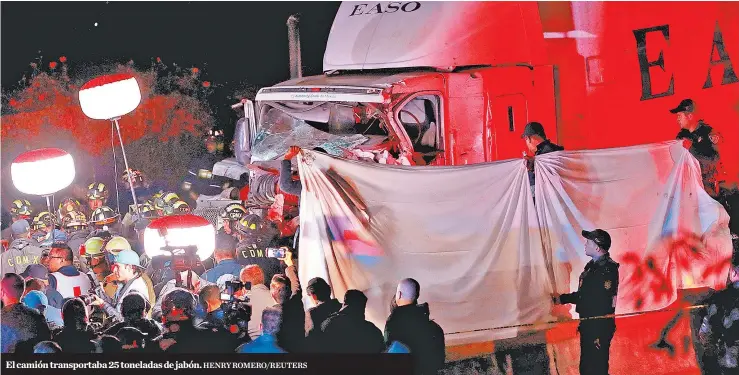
251 102 389 163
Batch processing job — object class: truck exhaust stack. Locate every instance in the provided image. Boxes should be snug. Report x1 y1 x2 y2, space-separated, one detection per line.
287 14 302 79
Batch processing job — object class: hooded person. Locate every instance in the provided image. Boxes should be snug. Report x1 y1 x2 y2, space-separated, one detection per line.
1 220 44 275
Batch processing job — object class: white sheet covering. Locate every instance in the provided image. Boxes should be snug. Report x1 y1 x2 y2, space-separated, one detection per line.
297 141 733 347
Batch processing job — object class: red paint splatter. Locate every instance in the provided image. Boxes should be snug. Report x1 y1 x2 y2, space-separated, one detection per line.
191 67 199 74
9 99 18 107
38 94 45 101
49 62 57 69
202 81 210 88
156 57 162 63
59 56 67 63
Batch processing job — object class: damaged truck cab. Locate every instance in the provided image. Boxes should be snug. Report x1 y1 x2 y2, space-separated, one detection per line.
251 1 738 177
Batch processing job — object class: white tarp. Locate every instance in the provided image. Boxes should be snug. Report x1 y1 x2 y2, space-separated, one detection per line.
297 141 733 347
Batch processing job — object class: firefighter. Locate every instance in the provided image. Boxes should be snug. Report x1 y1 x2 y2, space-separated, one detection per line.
219 203 248 235
87 182 110 215
153 192 181 217
61 210 91 271
672 99 725 197
161 200 191 216
521 122 564 198
553 229 619 375
81 237 117 299
234 214 281 284
122 200 158 239
88 206 121 236
58 198 83 218
31 211 55 235
9 199 34 222
182 128 228 204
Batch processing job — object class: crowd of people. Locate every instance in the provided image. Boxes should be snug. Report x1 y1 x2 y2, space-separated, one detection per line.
0 131 446 375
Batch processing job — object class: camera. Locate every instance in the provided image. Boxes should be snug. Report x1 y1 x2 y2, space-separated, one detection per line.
220 280 251 302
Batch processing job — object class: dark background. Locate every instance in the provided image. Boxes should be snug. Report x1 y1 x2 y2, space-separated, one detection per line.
1 1 342 128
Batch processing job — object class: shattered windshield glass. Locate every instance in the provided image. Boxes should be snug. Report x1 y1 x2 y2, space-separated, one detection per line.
250 105 370 162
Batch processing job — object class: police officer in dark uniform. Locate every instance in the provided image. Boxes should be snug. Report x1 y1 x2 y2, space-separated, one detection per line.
522 122 564 198
553 229 619 375
672 99 724 197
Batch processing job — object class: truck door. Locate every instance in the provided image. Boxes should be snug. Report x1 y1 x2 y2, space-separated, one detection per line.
486 94 529 161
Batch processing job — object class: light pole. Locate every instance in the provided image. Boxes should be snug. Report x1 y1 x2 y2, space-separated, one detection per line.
79 74 143 217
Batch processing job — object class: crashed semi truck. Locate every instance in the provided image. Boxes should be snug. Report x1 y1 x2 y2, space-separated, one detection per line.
223 1 739 372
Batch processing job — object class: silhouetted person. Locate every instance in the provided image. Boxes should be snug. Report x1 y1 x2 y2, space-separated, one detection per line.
320 289 384 353
117 327 148 352
96 335 122 353
270 273 304 352
1 273 51 353
153 288 236 353
304 277 341 351
699 254 739 375
104 293 161 339
385 278 446 375
33 341 62 353
53 298 97 353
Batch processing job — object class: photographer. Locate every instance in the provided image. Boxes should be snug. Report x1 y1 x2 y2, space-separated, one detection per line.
238 265 273 339
52 298 97 353
153 289 237 353
91 249 152 322
153 268 213 321
198 285 226 327
103 293 161 339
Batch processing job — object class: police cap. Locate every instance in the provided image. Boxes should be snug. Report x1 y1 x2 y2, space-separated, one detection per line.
582 229 612 251
669 98 695 114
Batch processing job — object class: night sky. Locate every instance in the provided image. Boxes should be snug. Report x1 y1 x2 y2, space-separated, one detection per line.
1 1 341 127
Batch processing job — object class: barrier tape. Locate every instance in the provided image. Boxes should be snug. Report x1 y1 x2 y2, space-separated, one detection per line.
446 303 708 335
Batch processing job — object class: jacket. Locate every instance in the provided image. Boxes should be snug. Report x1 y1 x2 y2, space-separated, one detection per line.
384 303 446 375
305 298 341 344
559 253 620 322
527 140 565 186
237 334 286 353
1 238 43 275
700 281 739 370
279 159 303 197
320 306 385 353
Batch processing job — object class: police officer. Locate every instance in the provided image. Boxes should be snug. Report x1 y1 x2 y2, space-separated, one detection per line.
672 98 725 197
699 251 739 375
553 229 619 375
521 122 564 197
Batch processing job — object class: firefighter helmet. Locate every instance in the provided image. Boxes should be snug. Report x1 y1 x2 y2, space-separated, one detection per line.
153 192 180 210
220 203 248 221
105 236 132 253
172 200 191 214
62 211 88 231
87 182 110 200
10 199 33 217
89 206 119 226
139 201 158 219
235 214 262 233
58 198 82 217
31 211 54 231
82 237 106 257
